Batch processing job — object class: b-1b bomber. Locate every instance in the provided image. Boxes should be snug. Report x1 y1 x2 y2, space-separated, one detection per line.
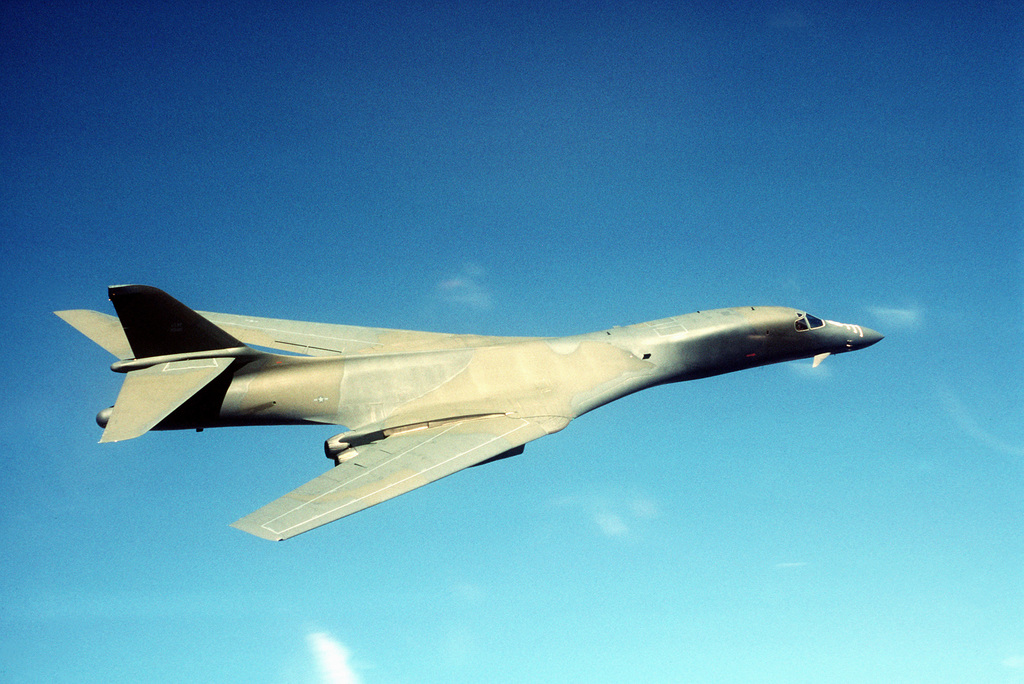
57 285 882 540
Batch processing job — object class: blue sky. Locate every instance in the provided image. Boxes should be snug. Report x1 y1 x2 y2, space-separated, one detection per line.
2 1 1021 682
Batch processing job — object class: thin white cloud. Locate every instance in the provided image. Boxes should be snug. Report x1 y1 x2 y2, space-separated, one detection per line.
556 493 660 538
594 512 629 536
307 632 361 684
451 582 485 603
1002 655 1024 670
936 386 1024 458
629 498 660 520
788 358 832 379
436 263 492 310
867 305 923 331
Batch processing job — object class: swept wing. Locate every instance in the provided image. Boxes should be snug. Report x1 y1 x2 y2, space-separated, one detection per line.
200 311 536 356
232 414 566 540
57 307 533 358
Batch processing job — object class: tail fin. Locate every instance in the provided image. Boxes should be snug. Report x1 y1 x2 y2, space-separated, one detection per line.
58 285 260 443
108 284 245 358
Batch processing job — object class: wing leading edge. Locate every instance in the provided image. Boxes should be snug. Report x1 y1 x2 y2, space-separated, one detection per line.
231 415 568 540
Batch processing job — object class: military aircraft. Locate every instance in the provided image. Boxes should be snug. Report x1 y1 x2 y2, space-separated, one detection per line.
56 285 882 540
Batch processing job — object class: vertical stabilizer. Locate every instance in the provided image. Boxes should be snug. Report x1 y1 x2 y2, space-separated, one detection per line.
108 284 244 358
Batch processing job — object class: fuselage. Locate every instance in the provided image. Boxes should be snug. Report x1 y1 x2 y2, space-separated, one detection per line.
158 306 881 437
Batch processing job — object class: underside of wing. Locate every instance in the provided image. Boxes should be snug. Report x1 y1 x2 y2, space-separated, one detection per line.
231 415 568 540
199 311 536 356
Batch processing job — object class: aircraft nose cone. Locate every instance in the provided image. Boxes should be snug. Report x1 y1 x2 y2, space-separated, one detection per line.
857 327 884 349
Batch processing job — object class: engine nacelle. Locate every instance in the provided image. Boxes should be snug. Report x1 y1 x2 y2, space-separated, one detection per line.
324 432 359 465
96 406 114 428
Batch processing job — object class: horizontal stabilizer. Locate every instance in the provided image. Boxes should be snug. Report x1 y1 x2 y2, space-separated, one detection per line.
232 415 566 540
100 357 234 443
54 310 133 359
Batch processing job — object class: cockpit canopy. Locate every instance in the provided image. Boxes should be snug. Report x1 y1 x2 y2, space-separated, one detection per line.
795 312 825 332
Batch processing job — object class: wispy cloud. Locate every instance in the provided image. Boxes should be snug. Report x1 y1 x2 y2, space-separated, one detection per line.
450 582 485 603
788 358 832 379
556 493 660 538
1002 655 1024 670
307 632 361 684
773 561 808 570
867 305 923 331
936 386 1024 458
436 262 492 310
594 512 629 537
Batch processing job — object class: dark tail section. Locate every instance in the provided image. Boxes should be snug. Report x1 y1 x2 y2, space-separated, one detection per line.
84 285 260 442
108 285 244 358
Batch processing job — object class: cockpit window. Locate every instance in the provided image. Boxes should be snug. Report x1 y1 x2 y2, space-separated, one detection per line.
795 313 826 332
